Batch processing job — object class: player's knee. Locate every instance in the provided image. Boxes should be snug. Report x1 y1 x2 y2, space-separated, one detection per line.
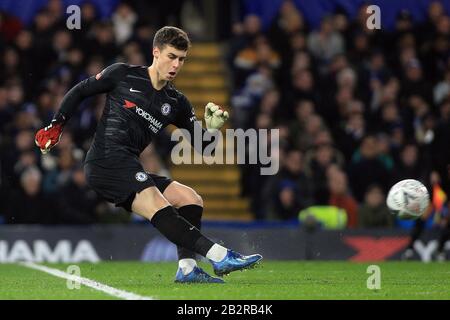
166 182 203 208
132 187 170 219
192 192 203 207
182 188 203 207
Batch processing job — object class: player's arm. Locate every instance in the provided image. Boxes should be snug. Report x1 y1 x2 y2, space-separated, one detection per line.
35 63 126 154
174 96 229 153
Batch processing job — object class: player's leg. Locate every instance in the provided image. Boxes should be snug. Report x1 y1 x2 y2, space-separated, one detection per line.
162 181 264 277
162 181 219 282
436 219 449 261
147 175 207 274
132 186 263 277
131 186 221 258
85 162 262 279
164 182 202 263
402 217 425 260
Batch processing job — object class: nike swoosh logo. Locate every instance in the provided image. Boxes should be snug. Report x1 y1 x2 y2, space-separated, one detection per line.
189 226 195 231
130 88 142 93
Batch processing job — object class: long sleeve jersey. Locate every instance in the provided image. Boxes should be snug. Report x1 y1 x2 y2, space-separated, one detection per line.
57 63 212 165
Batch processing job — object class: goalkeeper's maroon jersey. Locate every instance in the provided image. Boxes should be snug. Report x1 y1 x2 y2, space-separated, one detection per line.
57 63 208 165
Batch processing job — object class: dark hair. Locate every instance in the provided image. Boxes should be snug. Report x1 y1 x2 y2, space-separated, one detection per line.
153 26 190 51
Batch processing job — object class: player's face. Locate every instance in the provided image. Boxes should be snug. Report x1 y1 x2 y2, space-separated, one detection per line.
153 45 187 81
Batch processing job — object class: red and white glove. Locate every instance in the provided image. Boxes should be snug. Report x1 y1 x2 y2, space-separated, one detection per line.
35 115 65 154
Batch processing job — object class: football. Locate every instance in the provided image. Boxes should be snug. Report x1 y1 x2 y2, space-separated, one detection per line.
386 179 430 219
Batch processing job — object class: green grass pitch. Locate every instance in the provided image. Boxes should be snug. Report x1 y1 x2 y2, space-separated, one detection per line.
0 261 449 300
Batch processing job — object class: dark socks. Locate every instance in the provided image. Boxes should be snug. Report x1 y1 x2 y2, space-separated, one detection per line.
177 205 203 260
407 218 425 249
150 206 214 257
437 222 450 252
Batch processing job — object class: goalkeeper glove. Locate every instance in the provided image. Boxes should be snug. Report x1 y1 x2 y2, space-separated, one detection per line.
204 102 229 131
35 113 66 154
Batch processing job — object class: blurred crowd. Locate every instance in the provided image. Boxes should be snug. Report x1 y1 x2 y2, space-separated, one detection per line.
228 1 450 226
0 0 176 224
0 0 449 228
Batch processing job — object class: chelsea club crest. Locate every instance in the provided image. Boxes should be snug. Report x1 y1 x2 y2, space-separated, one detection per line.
161 103 171 115
135 172 148 182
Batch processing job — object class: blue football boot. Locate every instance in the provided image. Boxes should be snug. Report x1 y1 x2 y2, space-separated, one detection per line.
211 250 263 277
174 266 225 284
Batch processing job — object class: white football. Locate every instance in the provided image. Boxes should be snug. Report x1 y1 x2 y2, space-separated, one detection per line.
386 179 430 219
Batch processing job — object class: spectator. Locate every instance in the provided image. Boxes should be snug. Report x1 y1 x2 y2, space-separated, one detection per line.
244 113 276 219
400 59 433 106
56 165 100 224
231 64 275 129
262 149 314 220
290 51 312 77
292 113 326 151
268 0 307 68
393 143 428 182
0 47 22 82
432 100 450 194
304 142 345 198
358 184 395 228
112 3 138 45
0 87 12 131
0 10 23 42
377 102 403 133
69 1 99 47
375 133 395 171
433 68 450 106
256 87 281 121
87 21 118 64
51 30 73 64
327 165 359 228
421 1 446 36
42 131 84 194
1 129 39 191
5 166 57 224
227 14 262 69
286 69 319 111
233 35 280 89
347 31 370 68
333 112 366 162
307 15 344 70
348 135 391 202
131 22 155 64
274 181 303 221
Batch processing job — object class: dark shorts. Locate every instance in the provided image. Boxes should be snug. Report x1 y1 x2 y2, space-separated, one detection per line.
84 160 172 212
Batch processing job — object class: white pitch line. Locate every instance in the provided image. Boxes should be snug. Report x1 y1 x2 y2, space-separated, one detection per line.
19 262 155 300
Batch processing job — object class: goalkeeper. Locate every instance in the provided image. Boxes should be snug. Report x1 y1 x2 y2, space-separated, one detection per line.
35 26 262 283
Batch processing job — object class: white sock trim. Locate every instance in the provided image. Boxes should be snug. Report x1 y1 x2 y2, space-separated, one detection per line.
206 244 228 262
178 258 197 275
